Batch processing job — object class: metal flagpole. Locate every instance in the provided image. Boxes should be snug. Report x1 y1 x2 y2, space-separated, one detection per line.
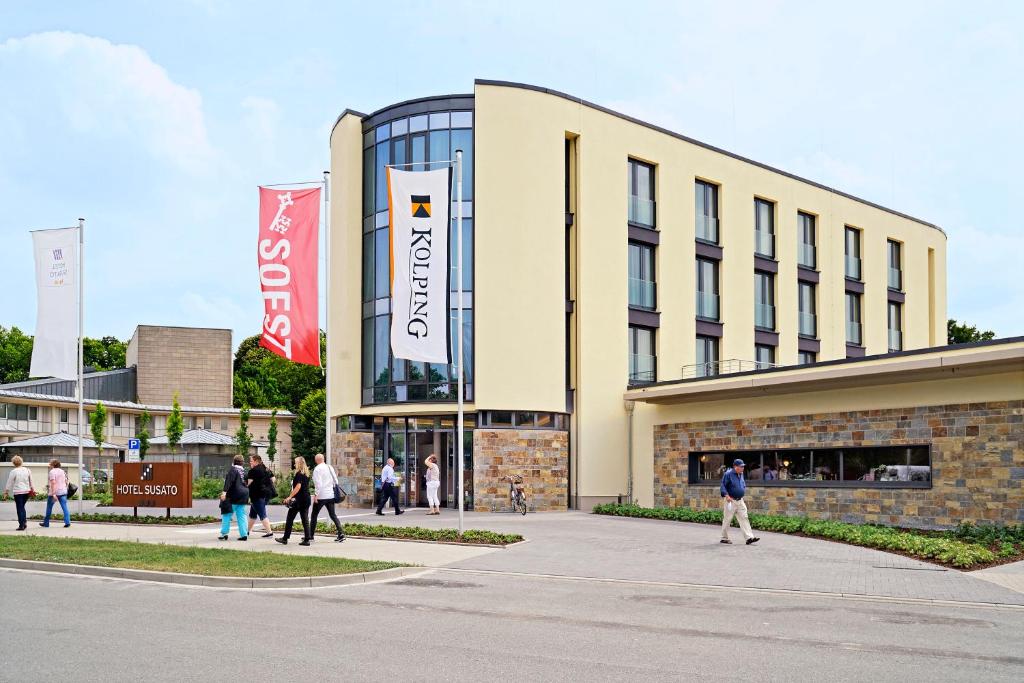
455 150 464 536
77 218 85 513
323 171 331 469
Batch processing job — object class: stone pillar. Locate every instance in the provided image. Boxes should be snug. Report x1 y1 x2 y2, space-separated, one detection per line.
332 431 375 508
474 429 569 512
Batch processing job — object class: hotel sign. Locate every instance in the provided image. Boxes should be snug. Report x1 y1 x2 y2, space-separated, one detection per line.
113 463 193 508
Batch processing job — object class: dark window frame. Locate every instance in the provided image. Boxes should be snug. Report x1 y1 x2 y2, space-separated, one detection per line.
628 158 656 228
695 179 719 244
754 197 776 259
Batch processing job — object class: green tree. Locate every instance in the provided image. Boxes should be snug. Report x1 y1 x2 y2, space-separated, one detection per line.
89 402 107 455
0 325 34 383
948 319 996 345
232 331 326 412
266 409 278 466
137 410 151 461
166 393 184 454
235 406 253 458
82 336 127 371
291 388 325 458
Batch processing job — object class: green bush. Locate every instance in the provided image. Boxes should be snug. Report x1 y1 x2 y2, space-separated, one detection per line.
192 477 224 499
274 472 294 502
30 512 219 525
278 521 523 546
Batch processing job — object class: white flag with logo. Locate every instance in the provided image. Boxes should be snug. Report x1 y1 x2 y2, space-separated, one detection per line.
30 227 79 380
387 167 452 363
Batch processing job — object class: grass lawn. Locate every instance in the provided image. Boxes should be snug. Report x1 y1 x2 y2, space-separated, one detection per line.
0 536 403 578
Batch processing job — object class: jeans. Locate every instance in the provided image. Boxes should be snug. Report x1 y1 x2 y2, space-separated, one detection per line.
376 482 401 514
43 495 70 526
281 503 310 541
721 498 754 540
221 503 248 538
248 497 268 520
14 493 29 527
311 499 343 536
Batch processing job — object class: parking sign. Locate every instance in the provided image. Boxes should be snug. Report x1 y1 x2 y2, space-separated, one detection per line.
127 438 141 463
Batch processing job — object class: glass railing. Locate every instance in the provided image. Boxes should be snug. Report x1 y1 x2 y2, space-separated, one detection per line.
845 255 862 280
755 230 774 258
629 354 656 383
888 267 902 290
847 321 863 345
696 215 719 243
798 243 816 269
695 291 719 320
755 303 775 329
629 196 656 227
888 329 903 352
799 312 817 337
682 358 780 379
628 278 656 309
694 362 719 378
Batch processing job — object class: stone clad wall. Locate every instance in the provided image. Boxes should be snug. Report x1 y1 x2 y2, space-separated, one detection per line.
653 400 1023 529
474 429 569 512
332 431 375 507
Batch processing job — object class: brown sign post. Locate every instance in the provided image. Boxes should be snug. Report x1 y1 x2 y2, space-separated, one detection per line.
113 463 193 518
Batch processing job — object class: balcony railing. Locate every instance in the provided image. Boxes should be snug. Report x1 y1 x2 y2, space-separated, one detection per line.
847 321 863 345
845 255 862 280
696 215 719 243
696 291 719 320
628 278 656 309
629 196 656 227
682 358 781 379
629 354 656 383
889 329 903 352
799 311 817 337
798 242 816 269
755 302 775 330
888 267 902 291
755 230 775 258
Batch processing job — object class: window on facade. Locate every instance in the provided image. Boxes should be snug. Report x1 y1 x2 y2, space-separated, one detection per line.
695 258 719 320
59 408 69 423
754 271 775 330
798 212 816 268
845 227 862 280
888 301 903 352
888 239 902 291
797 351 816 365
754 344 775 368
629 326 656 383
203 416 212 430
696 335 719 377
628 159 656 228
695 180 719 243
798 281 816 337
113 413 121 428
628 242 656 309
221 417 229 431
846 292 863 345
754 198 775 258
186 416 196 430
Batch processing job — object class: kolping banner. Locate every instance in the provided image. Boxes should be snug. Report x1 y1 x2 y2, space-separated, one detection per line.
387 167 452 363
257 186 320 365
30 227 79 380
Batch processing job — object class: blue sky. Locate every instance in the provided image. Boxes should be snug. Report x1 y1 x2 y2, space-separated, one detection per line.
1 0 1021 347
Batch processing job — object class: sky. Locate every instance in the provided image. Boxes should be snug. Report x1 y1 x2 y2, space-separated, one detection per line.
1 0 1021 347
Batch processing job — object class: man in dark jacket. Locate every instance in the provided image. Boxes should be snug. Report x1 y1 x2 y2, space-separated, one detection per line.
720 459 759 545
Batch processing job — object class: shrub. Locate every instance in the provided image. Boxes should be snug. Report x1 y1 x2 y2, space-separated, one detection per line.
192 477 224 499
279 521 523 546
30 512 219 525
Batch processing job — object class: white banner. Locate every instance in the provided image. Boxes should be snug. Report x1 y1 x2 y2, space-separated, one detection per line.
30 227 79 380
387 167 452 363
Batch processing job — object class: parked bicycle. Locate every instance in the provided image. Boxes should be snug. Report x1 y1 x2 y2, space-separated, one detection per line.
508 474 527 515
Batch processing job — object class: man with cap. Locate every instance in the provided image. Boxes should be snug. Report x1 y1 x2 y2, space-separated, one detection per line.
720 458 759 545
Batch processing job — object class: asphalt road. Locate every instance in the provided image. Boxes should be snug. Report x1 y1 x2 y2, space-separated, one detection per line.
3 568 1023 682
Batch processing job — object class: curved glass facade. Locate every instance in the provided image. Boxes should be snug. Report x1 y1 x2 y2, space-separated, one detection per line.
361 102 474 405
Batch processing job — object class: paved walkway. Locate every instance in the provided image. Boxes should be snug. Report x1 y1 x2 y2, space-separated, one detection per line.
974 560 1024 595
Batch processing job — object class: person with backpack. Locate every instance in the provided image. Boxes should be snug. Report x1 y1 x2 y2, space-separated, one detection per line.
245 454 275 539
218 455 250 541
309 453 345 543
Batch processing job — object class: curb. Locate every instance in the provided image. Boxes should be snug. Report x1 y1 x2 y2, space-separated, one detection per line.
0 557 420 588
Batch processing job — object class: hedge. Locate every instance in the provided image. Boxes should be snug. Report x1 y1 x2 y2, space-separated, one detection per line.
276 521 523 546
30 512 220 525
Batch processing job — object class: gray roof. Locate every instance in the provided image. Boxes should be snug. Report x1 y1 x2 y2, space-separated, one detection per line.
0 388 292 418
150 429 236 446
1 432 120 449
0 368 136 402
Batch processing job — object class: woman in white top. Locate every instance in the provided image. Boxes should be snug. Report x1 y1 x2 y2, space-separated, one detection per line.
40 459 71 528
2 455 34 530
424 454 441 515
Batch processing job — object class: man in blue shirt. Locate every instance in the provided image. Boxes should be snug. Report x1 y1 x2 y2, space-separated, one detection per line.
375 458 404 516
721 459 759 545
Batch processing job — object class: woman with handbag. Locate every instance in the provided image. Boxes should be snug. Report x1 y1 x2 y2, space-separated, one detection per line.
218 455 250 541
2 455 34 530
424 454 441 515
276 456 312 546
245 454 275 539
309 453 345 543
39 459 71 528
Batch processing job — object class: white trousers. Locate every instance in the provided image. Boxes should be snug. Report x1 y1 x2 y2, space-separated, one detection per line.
426 480 441 508
721 498 754 540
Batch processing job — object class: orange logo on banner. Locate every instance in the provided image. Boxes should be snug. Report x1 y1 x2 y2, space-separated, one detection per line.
411 195 431 218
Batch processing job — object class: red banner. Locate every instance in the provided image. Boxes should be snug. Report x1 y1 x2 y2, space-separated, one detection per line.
257 186 320 365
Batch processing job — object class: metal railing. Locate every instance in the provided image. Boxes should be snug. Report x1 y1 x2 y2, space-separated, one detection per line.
695 291 719 320
696 215 719 243
888 329 903 352
682 358 781 379
798 242 816 269
629 196 656 227
888 266 902 290
799 311 817 337
628 278 656 309
847 321 863 345
845 255 862 280
629 354 656 383
755 302 775 330
755 230 775 258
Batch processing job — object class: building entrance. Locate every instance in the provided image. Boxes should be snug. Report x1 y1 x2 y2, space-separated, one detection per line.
374 415 474 510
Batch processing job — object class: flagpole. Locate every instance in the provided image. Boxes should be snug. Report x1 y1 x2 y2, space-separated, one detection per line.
455 150 464 536
323 171 331 472
77 218 85 513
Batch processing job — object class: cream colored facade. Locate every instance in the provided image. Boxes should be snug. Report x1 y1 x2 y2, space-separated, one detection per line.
328 80 948 509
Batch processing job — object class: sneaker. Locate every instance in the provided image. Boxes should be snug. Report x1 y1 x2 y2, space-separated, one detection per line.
39 522 49 528
375 511 384 516
64 524 71 528
218 535 228 540
298 540 310 546
746 537 760 545
720 539 732 544
262 532 274 538
237 537 248 541
335 535 345 543
275 538 288 545
16 525 26 531
395 510 405 515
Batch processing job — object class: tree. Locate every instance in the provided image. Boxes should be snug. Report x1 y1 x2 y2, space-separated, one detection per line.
235 406 253 458
291 388 325 458
948 319 996 345
232 331 326 412
82 336 127 371
0 325 34 383
166 393 184 454
90 402 107 456
267 409 278 466
137 410 151 461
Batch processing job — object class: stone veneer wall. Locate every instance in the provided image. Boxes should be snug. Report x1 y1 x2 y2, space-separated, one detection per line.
473 429 569 512
332 431 375 507
653 400 1023 529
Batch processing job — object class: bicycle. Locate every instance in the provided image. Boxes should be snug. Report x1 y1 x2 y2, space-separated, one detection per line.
508 475 528 515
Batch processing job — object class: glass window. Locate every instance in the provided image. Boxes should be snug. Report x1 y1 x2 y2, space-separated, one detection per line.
515 413 536 427
695 180 719 243
845 227 862 280
798 282 816 337
755 344 775 368
451 128 473 200
629 326 656 383
888 240 902 290
411 134 427 172
696 335 719 377
375 124 390 143
888 301 903 351
628 159 656 227
362 232 374 302
362 318 373 388
113 413 121 427
535 413 553 428
362 146 374 216
392 135 407 169
429 112 450 130
450 219 473 292
797 351 816 365
489 411 513 427
374 141 389 211
628 242 656 309
846 293 862 345
374 316 390 386
374 228 389 300
843 446 931 483
221 417 229 431
410 114 428 132
203 416 211 430
59 408 69 423
451 111 473 128
429 130 450 170
391 118 408 136
695 258 719 320
798 212 816 268
694 453 727 482
755 198 775 258
754 271 775 330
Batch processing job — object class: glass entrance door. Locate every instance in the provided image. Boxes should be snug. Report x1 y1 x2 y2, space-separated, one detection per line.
375 415 474 510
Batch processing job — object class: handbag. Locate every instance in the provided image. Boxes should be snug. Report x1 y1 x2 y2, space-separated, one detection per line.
219 498 232 514
67 482 78 499
330 466 346 503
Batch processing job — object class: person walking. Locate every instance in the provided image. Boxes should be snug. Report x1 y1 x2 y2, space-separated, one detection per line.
218 455 249 541
276 456 312 546
720 459 759 545
424 454 441 515
2 455 34 530
375 457 403 516
245 454 275 539
310 453 345 543
39 459 71 528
